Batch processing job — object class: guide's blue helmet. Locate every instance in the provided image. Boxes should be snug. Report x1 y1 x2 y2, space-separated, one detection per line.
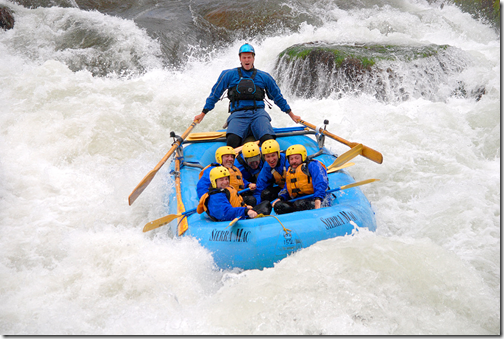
239 43 255 55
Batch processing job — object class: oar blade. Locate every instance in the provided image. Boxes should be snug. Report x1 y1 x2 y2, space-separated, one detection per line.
328 144 363 170
143 213 182 232
299 119 383 165
327 162 355 174
360 145 383 164
340 178 380 191
186 132 226 141
128 170 157 206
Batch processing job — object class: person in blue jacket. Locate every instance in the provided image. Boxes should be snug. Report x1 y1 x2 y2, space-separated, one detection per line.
197 166 272 221
196 146 256 207
272 144 328 215
193 43 301 148
197 167 257 222
253 139 288 204
234 141 264 183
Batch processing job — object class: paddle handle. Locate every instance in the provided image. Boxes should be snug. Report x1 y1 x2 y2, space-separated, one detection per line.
298 120 383 164
155 121 197 171
299 120 352 146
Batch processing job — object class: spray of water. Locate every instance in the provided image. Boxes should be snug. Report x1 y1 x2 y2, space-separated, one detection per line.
0 0 499 335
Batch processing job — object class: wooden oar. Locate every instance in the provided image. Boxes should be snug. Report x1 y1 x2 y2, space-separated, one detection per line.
299 120 383 164
228 216 242 227
327 162 355 174
288 178 380 202
143 188 251 232
327 144 362 170
143 209 195 232
128 122 197 205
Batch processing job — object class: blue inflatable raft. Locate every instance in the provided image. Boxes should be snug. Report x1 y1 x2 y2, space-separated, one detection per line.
164 126 377 270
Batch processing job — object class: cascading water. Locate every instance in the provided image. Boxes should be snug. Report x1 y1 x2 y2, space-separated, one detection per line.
0 0 499 335
273 43 480 102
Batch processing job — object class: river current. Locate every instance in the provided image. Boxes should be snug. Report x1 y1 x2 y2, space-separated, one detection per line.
0 0 500 334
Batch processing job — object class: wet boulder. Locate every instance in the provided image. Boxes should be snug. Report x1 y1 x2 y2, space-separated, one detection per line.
273 42 485 102
0 6 14 30
198 1 321 40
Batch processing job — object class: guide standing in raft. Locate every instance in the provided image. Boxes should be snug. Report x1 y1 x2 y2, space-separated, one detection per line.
194 43 300 148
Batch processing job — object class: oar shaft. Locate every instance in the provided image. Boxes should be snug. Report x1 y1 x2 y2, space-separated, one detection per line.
155 122 197 171
299 119 352 146
288 179 379 202
299 120 383 164
129 122 197 205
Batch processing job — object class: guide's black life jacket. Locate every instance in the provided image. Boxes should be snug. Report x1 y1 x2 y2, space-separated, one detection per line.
227 68 265 112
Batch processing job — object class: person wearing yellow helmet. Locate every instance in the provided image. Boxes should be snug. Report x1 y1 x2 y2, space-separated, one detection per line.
197 166 258 221
193 43 301 149
272 144 328 215
253 139 288 204
234 141 264 183
196 145 257 206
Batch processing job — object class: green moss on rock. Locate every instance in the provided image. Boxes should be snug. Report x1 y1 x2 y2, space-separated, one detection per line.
278 43 450 68
273 42 472 101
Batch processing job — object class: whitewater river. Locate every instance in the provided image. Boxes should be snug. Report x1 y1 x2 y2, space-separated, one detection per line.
0 0 499 335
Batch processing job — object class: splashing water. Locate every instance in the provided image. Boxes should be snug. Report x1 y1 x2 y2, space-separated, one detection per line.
0 0 499 335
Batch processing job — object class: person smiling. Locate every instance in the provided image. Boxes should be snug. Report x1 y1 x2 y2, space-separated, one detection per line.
194 43 300 148
196 146 257 207
253 139 288 204
197 166 257 222
234 141 264 183
272 144 328 215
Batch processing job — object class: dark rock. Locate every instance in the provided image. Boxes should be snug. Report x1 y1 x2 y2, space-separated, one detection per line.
195 1 321 42
0 6 14 30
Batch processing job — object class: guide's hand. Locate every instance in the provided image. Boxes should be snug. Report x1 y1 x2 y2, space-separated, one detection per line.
288 111 301 123
194 112 205 123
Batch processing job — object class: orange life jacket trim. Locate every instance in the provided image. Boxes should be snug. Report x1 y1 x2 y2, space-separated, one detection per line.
197 186 245 216
228 165 245 190
271 167 286 188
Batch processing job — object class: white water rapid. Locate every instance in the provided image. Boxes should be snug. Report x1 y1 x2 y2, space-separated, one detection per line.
0 0 500 335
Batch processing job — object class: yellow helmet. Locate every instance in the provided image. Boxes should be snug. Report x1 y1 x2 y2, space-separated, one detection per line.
286 144 307 162
242 142 260 158
209 166 230 188
215 146 235 164
261 139 280 157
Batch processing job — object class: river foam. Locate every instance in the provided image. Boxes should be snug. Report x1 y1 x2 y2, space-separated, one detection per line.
0 0 499 334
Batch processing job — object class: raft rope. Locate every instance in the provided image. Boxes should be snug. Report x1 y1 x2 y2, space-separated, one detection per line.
255 214 291 235
226 214 291 235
